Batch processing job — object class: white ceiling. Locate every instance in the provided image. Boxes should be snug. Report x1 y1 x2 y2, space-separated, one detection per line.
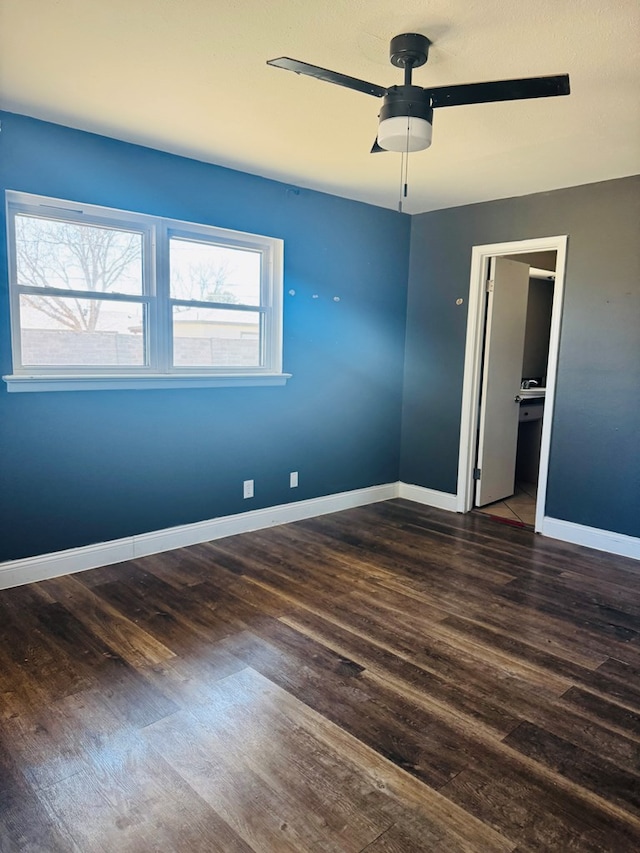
1 0 639 214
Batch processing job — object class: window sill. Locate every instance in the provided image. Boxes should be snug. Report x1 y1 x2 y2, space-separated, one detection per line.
2 373 292 393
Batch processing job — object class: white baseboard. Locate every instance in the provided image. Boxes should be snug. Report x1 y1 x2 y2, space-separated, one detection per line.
132 483 398 559
0 539 135 591
542 516 640 561
3 485 635 591
0 483 398 590
397 482 458 512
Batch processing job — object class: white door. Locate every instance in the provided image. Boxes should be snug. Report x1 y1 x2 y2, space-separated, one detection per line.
475 257 530 506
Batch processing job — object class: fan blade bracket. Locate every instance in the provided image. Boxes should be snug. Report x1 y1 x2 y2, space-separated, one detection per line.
427 74 570 108
267 57 387 98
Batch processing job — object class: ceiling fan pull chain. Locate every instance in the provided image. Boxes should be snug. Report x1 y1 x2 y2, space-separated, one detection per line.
404 115 410 198
398 150 405 212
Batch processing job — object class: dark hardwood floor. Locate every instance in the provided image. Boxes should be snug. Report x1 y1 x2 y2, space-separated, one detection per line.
1 499 639 852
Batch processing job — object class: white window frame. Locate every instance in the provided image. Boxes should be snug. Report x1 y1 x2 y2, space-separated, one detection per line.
3 191 289 392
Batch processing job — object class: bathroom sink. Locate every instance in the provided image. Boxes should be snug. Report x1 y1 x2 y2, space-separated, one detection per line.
516 387 546 400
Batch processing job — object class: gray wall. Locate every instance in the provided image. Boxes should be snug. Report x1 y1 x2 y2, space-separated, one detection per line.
401 176 640 538
522 277 554 381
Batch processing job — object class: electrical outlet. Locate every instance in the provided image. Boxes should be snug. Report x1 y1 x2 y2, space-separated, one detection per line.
243 479 254 499
289 471 298 488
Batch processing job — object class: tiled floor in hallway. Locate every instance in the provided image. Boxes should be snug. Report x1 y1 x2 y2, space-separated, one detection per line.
474 481 537 527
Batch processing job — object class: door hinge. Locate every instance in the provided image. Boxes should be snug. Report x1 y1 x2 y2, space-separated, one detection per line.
473 468 482 480
486 279 494 293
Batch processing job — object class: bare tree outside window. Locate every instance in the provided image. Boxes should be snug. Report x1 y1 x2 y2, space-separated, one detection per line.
15 215 143 331
7 193 282 379
15 217 242 331
169 238 258 307
171 260 239 309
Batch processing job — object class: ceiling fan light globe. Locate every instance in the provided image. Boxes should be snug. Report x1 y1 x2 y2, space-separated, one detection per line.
377 116 432 152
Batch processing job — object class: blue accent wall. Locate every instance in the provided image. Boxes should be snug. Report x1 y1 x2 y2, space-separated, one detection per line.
401 177 640 538
0 112 410 561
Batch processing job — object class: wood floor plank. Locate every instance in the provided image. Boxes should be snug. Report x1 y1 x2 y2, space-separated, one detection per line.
371 499 640 589
85 572 243 655
1 500 638 851
144 708 346 852
144 548 291 617
437 614 640 708
225 626 470 788
279 608 640 778
366 572 620 671
32 601 179 729
0 730 78 853
144 668 398 853
144 666 515 853
560 685 640 739
497 576 640 640
555 568 640 614
1 690 113 792
138 651 248 711
503 720 640 816
440 759 640 852
278 608 640 808
0 594 94 710
38 575 176 668
38 759 253 853
197 547 580 707
203 536 366 616
284 512 626 671
295 513 518 593
5 689 251 852
280 608 522 737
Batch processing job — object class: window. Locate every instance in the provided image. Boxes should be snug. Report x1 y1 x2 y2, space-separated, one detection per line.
4 192 287 391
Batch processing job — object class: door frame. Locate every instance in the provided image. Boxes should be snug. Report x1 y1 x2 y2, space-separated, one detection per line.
456 235 568 532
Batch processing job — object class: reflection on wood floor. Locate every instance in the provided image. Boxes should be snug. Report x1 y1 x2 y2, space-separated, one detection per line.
1 499 639 852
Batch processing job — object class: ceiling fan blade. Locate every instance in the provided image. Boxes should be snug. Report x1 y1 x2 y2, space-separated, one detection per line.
427 74 570 108
370 139 387 153
267 57 387 98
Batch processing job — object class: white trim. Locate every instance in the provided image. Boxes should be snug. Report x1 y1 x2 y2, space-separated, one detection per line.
5 190 285 384
3 373 292 392
534 241 567 531
542 517 640 562
0 540 135 591
456 235 568 534
2 483 636 590
398 483 458 512
0 483 398 590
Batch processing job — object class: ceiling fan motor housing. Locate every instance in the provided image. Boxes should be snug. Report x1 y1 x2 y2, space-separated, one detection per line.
389 33 431 69
378 86 433 152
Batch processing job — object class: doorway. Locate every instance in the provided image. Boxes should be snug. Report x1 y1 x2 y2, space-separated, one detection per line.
456 236 568 532
475 256 555 525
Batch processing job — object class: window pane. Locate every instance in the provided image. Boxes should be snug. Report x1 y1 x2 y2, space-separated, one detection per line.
172 306 260 367
170 238 261 306
15 214 143 295
19 295 146 366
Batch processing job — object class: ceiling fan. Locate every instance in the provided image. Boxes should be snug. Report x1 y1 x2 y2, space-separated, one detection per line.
267 33 570 154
